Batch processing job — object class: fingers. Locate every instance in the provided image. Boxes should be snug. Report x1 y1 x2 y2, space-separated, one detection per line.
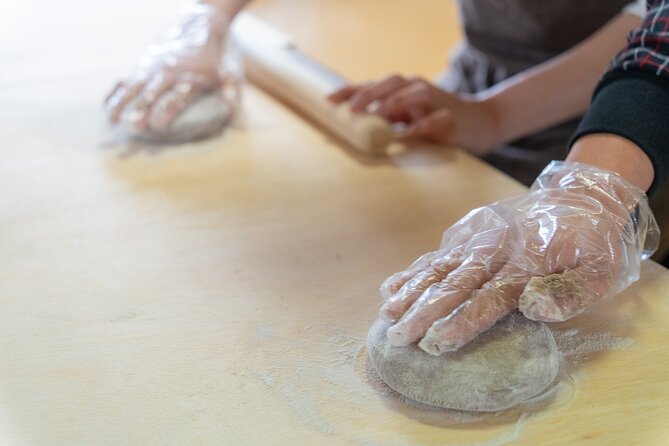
149 78 207 129
347 75 409 112
380 271 419 299
380 255 462 322
418 264 529 354
406 106 426 122
121 74 175 131
327 75 441 123
518 263 611 322
105 78 148 124
379 250 452 300
386 259 496 347
405 109 454 144
327 85 358 103
105 80 124 105
376 80 437 122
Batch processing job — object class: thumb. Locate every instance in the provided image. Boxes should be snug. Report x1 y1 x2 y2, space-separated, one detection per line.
518 264 613 322
327 84 360 103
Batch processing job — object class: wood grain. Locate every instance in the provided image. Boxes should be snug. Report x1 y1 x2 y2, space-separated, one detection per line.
1 1 667 445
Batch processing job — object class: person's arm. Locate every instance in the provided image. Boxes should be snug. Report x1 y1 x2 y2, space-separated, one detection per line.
481 11 642 146
376 3 669 354
105 0 251 131
329 11 642 154
567 134 654 191
569 0 669 196
201 0 250 19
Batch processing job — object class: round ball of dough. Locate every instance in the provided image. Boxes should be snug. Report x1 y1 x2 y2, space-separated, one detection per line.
151 94 232 143
367 313 559 412
125 94 233 144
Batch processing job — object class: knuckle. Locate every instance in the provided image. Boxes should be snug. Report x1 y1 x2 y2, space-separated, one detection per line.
422 119 438 132
415 89 431 101
385 74 405 84
355 90 372 102
408 76 428 86
385 95 401 108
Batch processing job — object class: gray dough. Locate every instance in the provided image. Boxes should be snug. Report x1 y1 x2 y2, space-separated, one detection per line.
139 94 232 143
367 313 559 412
164 94 231 139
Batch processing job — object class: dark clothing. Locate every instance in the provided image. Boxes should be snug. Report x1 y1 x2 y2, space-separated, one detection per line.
571 0 669 259
439 0 631 185
573 0 669 196
482 119 582 186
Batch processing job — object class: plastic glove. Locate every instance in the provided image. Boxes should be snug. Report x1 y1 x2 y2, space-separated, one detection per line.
379 161 659 355
328 75 498 155
105 3 239 138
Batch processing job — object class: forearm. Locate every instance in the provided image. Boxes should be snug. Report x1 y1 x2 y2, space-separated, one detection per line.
171 0 250 47
199 0 251 21
571 1 669 196
567 134 654 192
480 12 641 145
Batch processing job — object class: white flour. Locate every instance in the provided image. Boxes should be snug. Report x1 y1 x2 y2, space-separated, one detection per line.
243 321 633 446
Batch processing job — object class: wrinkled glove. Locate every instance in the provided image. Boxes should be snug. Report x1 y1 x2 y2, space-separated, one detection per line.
380 161 659 355
105 3 240 140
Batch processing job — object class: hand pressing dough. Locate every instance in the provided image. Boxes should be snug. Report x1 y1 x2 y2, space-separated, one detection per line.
367 313 559 412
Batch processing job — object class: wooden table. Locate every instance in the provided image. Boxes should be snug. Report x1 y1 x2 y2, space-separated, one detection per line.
1 1 668 445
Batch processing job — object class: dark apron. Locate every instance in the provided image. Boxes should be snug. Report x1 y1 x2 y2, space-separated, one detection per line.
438 0 631 185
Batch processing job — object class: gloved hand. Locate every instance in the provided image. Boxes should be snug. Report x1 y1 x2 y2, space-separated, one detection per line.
104 3 235 135
379 162 659 355
328 75 499 155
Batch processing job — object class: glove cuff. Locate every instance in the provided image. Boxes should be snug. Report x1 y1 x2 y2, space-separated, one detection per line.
532 161 660 259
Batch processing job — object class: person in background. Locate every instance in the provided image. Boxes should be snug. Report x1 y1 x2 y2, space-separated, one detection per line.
106 1 669 353
105 0 645 185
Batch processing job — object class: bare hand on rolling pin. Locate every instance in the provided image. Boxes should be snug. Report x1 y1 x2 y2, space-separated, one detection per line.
104 3 230 132
328 75 500 155
379 162 658 355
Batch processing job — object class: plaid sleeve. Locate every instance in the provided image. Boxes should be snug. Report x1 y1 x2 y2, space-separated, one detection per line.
613 0 669 75
571 0 669 196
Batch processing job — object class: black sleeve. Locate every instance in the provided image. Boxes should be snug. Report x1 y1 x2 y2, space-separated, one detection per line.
570 1 669 196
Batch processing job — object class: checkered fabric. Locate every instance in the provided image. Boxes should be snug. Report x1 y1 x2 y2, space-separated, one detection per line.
612 0 669 76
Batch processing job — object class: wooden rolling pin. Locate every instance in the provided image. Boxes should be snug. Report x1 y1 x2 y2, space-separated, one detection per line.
231 13 394 156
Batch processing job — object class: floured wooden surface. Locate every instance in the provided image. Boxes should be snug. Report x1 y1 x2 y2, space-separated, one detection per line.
3 84 669 446
1 1 669 445
367 315 560 412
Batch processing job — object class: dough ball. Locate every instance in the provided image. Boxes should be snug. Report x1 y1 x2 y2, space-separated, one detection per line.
157 94 232 142
367 313 559 412
127 94 233 144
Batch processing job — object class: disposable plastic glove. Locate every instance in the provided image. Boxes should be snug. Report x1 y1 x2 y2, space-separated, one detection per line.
380 161 659 355
105 4 236 135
